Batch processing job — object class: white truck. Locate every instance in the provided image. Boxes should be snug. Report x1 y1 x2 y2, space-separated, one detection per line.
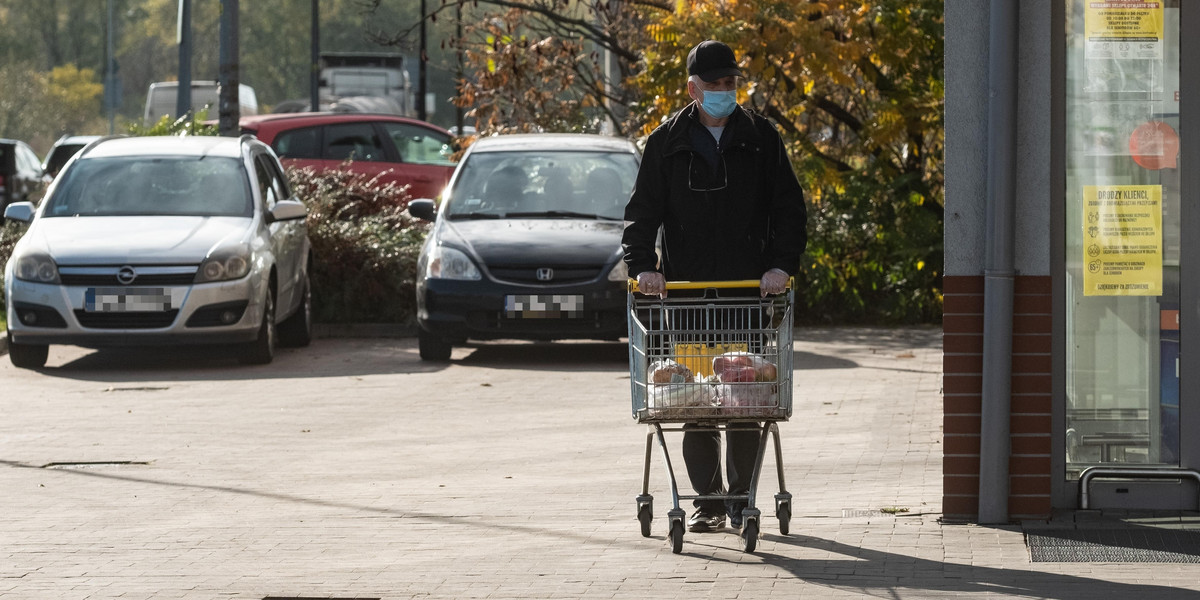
144 81 259 125
319 52 412 116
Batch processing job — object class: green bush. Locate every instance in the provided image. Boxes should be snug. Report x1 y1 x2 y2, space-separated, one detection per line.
287 166 429 324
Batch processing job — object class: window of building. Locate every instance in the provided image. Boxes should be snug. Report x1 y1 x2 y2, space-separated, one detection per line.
1064 0 1180 477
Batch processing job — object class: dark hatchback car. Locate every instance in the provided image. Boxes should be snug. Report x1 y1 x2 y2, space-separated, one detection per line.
240 112 456 201
1 138 47 216
409 133 640 360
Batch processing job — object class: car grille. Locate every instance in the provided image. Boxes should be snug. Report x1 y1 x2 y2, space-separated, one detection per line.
488 265 603 285
59 266 197 286
74 310 180 329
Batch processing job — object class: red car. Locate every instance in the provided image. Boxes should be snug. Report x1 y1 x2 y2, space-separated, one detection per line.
239 113 457 201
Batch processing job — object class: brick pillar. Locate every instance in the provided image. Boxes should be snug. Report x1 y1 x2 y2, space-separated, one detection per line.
943 275 1053 521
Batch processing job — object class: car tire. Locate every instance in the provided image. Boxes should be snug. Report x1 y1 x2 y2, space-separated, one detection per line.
278 274 312 348
418 328 452 361
239 288 277 365
7 330 48 369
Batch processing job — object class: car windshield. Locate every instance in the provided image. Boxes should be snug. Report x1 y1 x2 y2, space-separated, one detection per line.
42 156 252 218
443 150 636 221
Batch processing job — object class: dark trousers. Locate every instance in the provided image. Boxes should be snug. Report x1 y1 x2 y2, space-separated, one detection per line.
683 422 760 516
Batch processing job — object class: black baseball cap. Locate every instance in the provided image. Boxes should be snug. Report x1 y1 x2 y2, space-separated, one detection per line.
687 40 742 82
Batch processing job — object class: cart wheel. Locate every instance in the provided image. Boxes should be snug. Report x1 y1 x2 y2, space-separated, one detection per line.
668 520 684 554
775 492 793 536
777 503 791 536
637 503 653 538
740 518 759 553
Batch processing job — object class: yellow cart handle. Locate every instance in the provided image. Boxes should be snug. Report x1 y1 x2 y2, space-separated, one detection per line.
627 278 793 293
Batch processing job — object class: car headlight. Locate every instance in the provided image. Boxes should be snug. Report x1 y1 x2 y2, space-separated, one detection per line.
606 259 628 282
195 246 252 283
14 252 60 284
425 245 481 280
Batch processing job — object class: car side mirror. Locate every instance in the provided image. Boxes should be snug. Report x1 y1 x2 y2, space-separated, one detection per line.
3 201 35 223
408 198 437 221
268 199 307 223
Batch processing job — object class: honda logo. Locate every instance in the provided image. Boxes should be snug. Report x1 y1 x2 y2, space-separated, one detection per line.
536 268 554 281
116 265 138 285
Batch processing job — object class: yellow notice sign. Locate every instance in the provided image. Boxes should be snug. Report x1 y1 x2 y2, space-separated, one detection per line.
1083 185 1163 296
1085 1 1164 59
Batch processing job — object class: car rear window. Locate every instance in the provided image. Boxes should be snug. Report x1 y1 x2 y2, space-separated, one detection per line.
272 126 322 159
323 123 386 162
380 122 454 166
44 156 252 218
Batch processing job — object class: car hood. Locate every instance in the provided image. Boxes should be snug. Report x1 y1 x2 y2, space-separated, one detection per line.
26 216 252 265
441 218 623 266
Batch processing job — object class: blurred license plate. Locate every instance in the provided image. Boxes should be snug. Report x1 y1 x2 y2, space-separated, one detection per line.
504 294 584 318
85 287 176 312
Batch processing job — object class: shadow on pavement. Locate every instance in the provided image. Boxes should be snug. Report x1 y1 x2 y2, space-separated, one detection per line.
734 533 1199 599
33 338 632 383
795 325 942 352
456 340 628 371
32 326 936 383
36 338 444 382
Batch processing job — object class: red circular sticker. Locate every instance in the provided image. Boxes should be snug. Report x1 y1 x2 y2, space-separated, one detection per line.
1129 120 1179 170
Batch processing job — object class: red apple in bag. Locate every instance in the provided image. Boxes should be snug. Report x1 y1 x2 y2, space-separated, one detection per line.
719 366 757 383
713 352 756 373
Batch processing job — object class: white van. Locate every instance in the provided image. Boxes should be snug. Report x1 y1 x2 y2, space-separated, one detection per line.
144 81 259 125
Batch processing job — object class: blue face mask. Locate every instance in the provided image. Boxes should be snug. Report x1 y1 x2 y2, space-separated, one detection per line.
700 89 738 119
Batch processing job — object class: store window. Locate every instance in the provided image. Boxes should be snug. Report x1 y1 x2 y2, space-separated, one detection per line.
1064 0 1180 478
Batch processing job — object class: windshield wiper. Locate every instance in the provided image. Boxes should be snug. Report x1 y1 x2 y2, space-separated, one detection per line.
506 210 621 221
446 212 502 220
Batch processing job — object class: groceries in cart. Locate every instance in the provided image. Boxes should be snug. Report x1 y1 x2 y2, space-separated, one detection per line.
712 352 778 408
647 360 718 418
646 352 779 417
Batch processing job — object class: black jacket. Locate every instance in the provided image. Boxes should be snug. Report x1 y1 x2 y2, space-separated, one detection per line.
622 102 807 281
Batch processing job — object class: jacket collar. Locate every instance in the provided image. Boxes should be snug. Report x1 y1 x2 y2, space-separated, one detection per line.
662 101 763 155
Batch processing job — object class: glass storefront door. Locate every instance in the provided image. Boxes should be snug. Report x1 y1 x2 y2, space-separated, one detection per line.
1064 1 1183 488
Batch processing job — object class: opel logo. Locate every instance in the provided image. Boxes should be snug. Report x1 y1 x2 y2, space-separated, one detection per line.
116 265 138 285
536 267 554 281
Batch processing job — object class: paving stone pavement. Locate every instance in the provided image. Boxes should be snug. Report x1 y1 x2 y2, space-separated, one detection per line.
2 326 1200 599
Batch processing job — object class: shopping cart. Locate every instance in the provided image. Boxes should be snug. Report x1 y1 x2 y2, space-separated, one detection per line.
627 279 793 553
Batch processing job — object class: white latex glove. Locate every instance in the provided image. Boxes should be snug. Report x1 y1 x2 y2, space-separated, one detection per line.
760 268 789 297
637 271 667 298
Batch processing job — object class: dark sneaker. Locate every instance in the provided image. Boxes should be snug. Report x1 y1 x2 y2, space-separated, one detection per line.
687 510 726 532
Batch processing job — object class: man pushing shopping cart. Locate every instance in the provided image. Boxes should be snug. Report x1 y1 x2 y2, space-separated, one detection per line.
621 39 808 554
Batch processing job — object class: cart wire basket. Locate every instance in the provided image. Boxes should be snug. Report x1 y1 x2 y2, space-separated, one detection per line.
627 279 794 553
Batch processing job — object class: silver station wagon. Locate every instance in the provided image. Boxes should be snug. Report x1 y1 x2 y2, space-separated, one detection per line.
3 135 312 368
